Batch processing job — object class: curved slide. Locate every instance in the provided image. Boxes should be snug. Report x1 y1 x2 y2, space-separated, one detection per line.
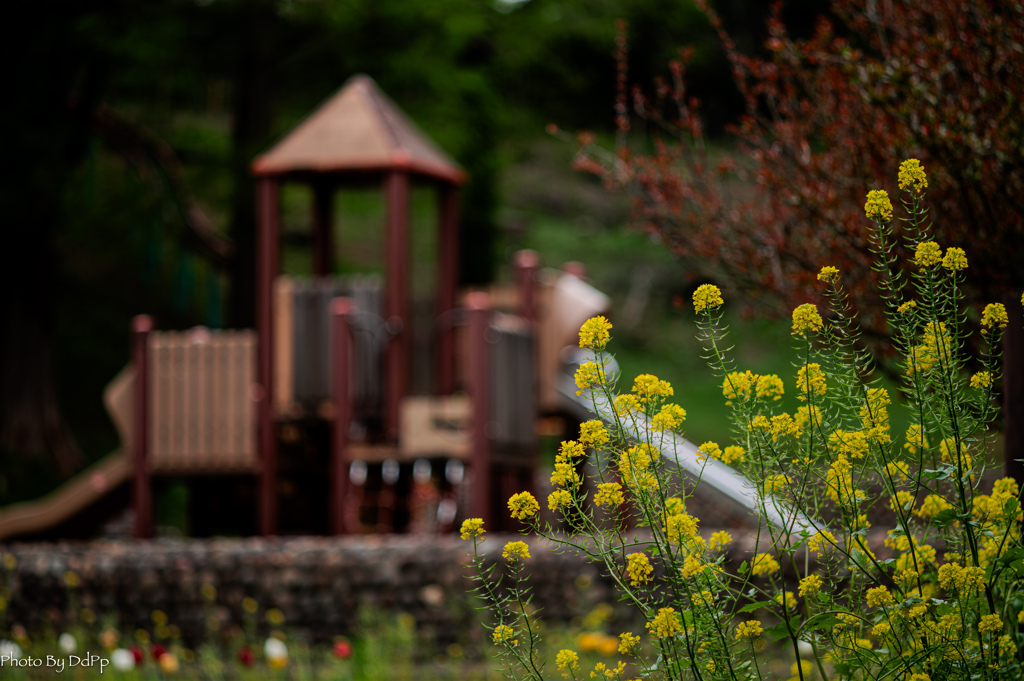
0 451 132 542
0 368 135 542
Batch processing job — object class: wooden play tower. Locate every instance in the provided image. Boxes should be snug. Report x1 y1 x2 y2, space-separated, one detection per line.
117 75 590 539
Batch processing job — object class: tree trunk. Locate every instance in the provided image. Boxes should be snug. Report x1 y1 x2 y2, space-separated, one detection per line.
225 1 278 330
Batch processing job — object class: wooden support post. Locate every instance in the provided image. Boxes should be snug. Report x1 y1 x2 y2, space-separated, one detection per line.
514 249 540 324
467 292 492 528
330 297 354 535
384 171 410 441
131 315 153 539
312 180 334 277
256 177 281 536
436 185 459 395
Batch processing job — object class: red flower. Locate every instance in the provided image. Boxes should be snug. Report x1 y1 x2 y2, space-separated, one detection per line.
130 645 145 666
151 644 167 661
332 638 353 660
238 645 254 667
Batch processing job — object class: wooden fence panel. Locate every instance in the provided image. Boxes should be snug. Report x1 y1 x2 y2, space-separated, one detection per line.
148 330 258 473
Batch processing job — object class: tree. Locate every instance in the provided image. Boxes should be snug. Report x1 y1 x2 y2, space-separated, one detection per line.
575 0 1024 478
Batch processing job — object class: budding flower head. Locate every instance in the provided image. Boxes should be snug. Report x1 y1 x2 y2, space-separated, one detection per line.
817 266 840 284
460 518 485 540
692 284 724 313
864 190 893 222
942 247 968 271
898 159 928 193
982 303 1008 330
507 492 540 520
791 303 823 336
914 241 942 267
578 316 612 349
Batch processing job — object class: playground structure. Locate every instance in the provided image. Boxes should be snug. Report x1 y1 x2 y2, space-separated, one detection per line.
0 76 612 540
0 75 781 542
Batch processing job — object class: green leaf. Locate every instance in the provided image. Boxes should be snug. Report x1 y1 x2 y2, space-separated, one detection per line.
738 600 776 614
932 508 960 528
1004 496 1019 516
766 622 791 643
802 613 839 631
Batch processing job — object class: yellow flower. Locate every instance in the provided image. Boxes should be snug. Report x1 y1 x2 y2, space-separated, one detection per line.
680 555 705 579
618 632 640 655
898 159 928 192
915 494 952 519
578 420 609 447
864 189 893 221
632 374 673 402
692 284 724 313
908 674 931 681
897 299 917 314
904 424 929 455
979 614 1003 635
808 531 837 555
829 429 869 459
721 445 746 464
696 441 721 464
579 316 612 349
647 608 683 639
492 624 516 645
460 518 485 540
242 597 258 614
970 371 992 389
941 247 967 271
751 553 780 576
507 492 540 520
502 541 530 562
722 370 757 403
799 574 823 597
266 608 285 626
594 482 624 508
775 591 796 610
735 620 763 641
763 474 790 495
791 303 823 336
866 586 894 608
613 393 642 416
709 531 732 551
890 490 915 514
556 649 580 677
796 363 826 400
549 489 572 511
982 303 1008 330
626 553 654 586
558 440 587 462
755 374 785 401
551 461 581 489
651 403 686 431
914 241 942 267
575 362 606 395
818 266 840 283
770 413 800 441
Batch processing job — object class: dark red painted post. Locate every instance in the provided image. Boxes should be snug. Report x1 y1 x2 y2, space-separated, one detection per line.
467 292 492 528
384 171 410 441
436 185 459 395
514 249 540 323
312 180 334 277
256 177 281 536
330 297 354 535
131 315 153 539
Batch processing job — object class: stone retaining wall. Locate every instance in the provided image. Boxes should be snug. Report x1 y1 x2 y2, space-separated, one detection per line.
0 535 626 650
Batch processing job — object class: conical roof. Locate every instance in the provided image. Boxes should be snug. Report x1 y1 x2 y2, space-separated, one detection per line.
252 75 466 184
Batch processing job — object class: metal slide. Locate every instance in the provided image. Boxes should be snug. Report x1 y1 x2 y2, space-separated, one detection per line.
555 357 813 534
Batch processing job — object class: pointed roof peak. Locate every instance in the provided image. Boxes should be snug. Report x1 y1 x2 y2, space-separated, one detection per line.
252 74 465 184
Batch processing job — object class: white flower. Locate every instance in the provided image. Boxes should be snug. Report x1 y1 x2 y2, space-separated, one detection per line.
0 639 22 659
111 648 135 672
58 632 77 654
264 636 288 662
